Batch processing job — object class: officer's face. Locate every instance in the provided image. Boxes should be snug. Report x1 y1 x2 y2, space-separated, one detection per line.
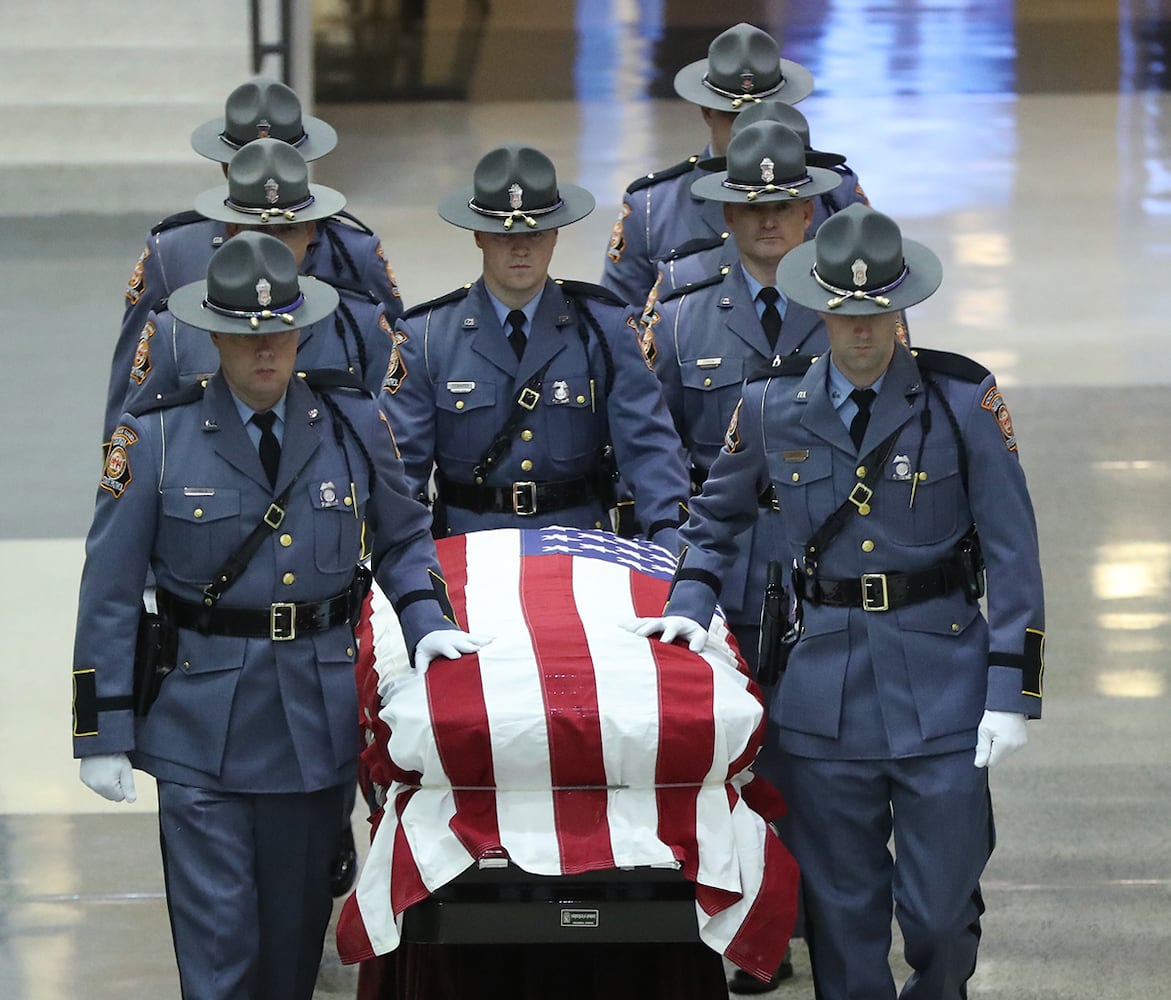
701 107 738 156
475 229 559 308
821 311 900 389
723 200 813 269
211 329 300 411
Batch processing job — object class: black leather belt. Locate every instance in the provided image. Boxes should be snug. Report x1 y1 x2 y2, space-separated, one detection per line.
438 474 596 517
158 588 355 641
799 554 970 612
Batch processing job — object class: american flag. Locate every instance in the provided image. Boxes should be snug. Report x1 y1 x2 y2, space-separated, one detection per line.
338 527 798 981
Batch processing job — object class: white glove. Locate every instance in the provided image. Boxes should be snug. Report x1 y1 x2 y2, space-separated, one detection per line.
79 753 137 803
973 710 1028 769
414 629 493 671
621 616 708 653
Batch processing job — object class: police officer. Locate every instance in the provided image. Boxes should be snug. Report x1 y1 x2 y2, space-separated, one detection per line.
629 204 1045 1000
110 76 404 440
645 119 842 677
74 232 487 1000
122 138 394 417
381 143 689 550
600 23 814 311
652 100 870 297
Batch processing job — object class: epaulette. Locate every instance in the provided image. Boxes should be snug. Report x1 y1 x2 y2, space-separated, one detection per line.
626 156 700 195
313 275 380 305
747 353 818 383
299 368 371 393
662 233 730 263
402 284 473 320
128 378 208 417
150 210 206 236
658 268 729 304
910 348 990 384
555 279 627 308
806 149 849 170
324 210 375 236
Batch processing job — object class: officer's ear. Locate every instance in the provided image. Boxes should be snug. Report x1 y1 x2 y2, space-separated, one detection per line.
473 231 485 251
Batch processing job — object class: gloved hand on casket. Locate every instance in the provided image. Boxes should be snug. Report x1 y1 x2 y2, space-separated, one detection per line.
414 629 494 671
973 710 1027 769
621 615 708 652
80 752 137 803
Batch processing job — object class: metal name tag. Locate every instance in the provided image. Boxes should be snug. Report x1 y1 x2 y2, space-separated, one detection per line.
560 908 600 928
446 381 476 393
696 357 723 368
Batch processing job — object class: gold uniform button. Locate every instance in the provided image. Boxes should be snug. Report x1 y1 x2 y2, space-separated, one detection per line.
282 572 295 585
347 647 354 657
193 508 204 518
704 377 713 387
280 533 293 547
918 471 928 482
343 496 353 507
858 503 871 516
861 540 875 553
951 623 960 632
520 459 533 472
791 472 800 482
576 395 587 404
595 520 604 529
182 660 190 671
521 429 533 442
455 400 465 410
855 466 867 478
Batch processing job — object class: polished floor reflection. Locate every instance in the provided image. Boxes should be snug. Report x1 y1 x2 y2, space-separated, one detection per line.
3 3 1171 998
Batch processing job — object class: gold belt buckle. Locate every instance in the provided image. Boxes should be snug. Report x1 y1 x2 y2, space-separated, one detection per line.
270 602 297 640
860 574 889 612
512 481 537 516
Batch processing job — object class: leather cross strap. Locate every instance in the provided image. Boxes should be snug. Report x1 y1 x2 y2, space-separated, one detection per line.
471 359 555 484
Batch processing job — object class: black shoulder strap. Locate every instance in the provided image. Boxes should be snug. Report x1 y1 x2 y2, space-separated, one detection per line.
150 210 205 236
801 429 902 576
660 233 730 263
911 348 989 383
402 284 473 320
658 268 728 304
128 379 207 417
299 368 370 394
325 209 375 236
471 360 556 483
554 279 627 308
627 156 700 194
748 354 816 383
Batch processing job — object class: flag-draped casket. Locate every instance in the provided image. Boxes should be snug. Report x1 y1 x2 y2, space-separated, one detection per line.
337 527 798 982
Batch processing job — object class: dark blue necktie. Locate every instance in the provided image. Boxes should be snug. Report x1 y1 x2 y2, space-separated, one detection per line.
251 410 280 487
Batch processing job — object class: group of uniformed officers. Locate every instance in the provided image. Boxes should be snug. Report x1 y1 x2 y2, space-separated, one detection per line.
71 19 1046 1000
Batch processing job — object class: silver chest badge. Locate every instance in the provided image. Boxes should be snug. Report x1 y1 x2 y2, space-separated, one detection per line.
891 454 913 481
319 481 339 507
552 380 570 404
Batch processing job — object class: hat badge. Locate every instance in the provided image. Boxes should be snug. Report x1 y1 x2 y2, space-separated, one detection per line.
264 178 280 205
760 157 775 184
256 276 273 307
508 183 524 211
851 258 869 288
741 72 755 93
256 119 271 139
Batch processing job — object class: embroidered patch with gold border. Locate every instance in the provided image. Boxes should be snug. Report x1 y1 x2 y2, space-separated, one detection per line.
980 384 1017 451
101 425 138 498
124 247 149 305
606 203 630 264
129 320 156 384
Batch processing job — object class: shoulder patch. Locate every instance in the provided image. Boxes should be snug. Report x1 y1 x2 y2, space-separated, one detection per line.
129 320 156 385
300 368 371 394
128 378 207 417
554 279 628 308
325 210 375 236
327 279 381 305
100 425 139 498
402 284 473 320
626 157 700 194
748 353 817 383
150 210 205 236
660 233 730 263
911 348 990 384
124 246 150 305
980 384 1018 452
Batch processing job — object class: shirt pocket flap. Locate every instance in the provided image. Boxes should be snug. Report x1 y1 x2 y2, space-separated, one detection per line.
161 488 241 524
437 382 496 414
681 358 744 391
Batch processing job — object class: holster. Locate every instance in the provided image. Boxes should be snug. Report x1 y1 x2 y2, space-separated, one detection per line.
132 608 178 717
956 527 986 602
757 560 802 687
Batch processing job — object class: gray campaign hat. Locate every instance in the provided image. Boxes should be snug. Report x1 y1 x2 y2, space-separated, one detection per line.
776 204 942 315
437 144 595 233
697 101 847 171
673 23 814 111
190 77 338 164
192 139 346 226
169 230 339 335
691 121 841 204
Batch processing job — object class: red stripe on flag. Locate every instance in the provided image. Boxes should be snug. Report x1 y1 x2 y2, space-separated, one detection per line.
435 534 470 629
520 551 614 872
